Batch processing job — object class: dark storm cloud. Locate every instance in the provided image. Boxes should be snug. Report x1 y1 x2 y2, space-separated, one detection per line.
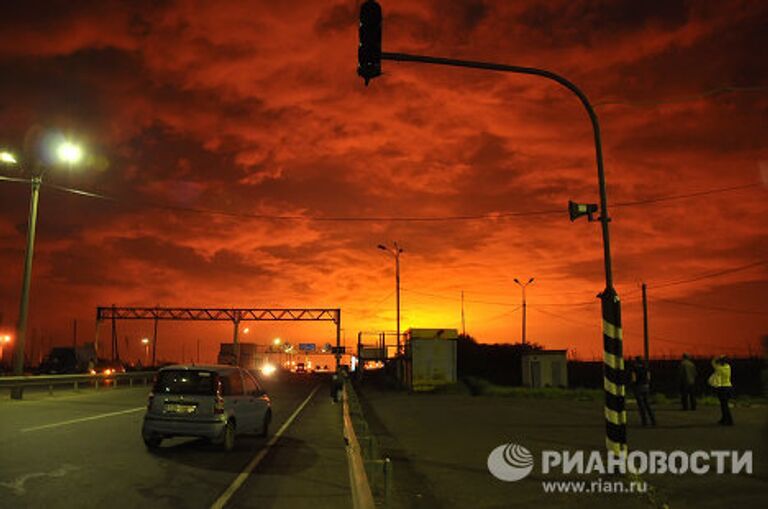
0 1 765 354
112 235 273 282
519 0 689 48
314 2 357 34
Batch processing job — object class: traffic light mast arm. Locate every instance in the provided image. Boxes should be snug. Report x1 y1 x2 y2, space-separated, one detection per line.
379 51 614 290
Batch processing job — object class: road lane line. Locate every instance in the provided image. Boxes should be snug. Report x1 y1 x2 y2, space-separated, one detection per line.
21 407 145 432
210 384 320 509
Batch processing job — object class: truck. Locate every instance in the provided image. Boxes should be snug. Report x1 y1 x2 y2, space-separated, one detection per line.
217 343 264 370
38 343 97 374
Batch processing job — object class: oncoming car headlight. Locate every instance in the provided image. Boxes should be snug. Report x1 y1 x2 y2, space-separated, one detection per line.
260 363 277 377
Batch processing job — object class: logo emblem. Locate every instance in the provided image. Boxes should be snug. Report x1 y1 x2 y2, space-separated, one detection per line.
487 443 534 481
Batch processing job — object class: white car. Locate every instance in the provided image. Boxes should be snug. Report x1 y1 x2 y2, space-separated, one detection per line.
142 364 271 451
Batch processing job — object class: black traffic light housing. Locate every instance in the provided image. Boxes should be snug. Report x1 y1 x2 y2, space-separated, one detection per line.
568 200 599 222
358 0 382 85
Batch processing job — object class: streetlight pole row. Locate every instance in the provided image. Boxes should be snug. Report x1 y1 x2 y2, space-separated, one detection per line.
1 141 84 395
358 3 625 454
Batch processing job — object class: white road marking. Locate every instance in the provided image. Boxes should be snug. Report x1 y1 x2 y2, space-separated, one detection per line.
21 407 145 432
210 385 320 509
0 464 79 495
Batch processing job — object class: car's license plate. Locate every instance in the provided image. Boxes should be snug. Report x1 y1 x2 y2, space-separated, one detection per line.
164 403 196 414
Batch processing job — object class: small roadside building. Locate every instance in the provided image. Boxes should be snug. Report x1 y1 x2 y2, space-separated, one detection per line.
521 350 568 388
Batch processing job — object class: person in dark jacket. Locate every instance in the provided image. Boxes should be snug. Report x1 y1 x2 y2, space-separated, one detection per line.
678 353 698 410
330 368 343 403
631 357 656 426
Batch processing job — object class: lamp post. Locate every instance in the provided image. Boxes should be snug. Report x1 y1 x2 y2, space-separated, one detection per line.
513 278 534 345
2 141 84 392
377 242 403 354
141 338 150 366
0 334 12 365
358 0 626 455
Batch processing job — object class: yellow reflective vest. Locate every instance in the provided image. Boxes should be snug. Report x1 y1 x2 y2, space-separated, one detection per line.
709 360 732 388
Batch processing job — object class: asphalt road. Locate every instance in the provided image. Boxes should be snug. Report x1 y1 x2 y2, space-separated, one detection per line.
356 381 768 509
0 374 350 509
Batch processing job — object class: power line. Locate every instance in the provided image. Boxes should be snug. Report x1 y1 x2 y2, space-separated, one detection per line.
372 290 395 307
401 287 519 307
529 300 598 308
648 260 767 290
613 183 760 208
595 85 768 108
483 306 522 323
0 175 761 224
529 306 597 328
651 296 768 316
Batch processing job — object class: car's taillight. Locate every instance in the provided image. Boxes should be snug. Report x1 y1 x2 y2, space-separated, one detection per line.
147 392 154 410
214 378 224 414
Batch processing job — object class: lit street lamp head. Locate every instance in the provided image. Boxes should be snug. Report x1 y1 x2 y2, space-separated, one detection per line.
56 141 83 165
0 151 17 164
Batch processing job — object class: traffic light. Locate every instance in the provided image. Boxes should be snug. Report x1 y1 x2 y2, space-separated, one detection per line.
358 0 382 85
568 200 598 222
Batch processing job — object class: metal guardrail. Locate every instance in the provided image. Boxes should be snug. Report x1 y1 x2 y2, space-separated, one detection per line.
343 382 376 509
0 371 156 399
344 380 393 507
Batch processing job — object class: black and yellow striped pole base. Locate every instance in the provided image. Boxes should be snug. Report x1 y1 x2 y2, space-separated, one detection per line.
601 287 627 455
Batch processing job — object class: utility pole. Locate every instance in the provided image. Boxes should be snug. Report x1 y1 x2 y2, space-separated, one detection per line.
110 305 119 362
197 338 200 364
151 316 158 367
514 278 534 345
378 242 404 354
642 283 649 366
12 176 40 382
73 319 77 348
461 291 466 336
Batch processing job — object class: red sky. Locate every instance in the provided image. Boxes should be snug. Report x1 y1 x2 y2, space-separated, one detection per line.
1 0 767 363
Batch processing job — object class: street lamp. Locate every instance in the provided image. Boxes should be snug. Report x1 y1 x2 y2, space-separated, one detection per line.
513 278 535 345
378 242 403 354
141 338 150 365
0 151 17 164
0 334 11 364
358 1 626 455
2 140 85 392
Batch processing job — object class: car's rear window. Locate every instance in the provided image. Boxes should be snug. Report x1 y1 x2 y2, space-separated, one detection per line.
154 370 218 395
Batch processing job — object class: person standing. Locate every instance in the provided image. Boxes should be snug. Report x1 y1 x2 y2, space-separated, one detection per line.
330 368 343 404
631 356 656 426
709 355 734 425
678 353 698 410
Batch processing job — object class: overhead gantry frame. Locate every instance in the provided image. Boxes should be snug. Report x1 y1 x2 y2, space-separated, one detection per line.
95 306 342 368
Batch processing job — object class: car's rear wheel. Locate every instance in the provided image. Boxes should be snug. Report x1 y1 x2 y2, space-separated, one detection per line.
143 435 162 450
259 410 272 437
220 420 236 452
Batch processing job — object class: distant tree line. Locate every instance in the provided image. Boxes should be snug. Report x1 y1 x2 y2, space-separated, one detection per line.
457 334 543 386
458 334 766 396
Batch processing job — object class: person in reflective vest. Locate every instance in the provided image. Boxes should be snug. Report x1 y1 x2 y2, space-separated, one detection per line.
709 355 734 425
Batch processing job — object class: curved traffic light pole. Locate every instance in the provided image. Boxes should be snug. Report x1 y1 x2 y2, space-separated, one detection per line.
372 51 627 455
